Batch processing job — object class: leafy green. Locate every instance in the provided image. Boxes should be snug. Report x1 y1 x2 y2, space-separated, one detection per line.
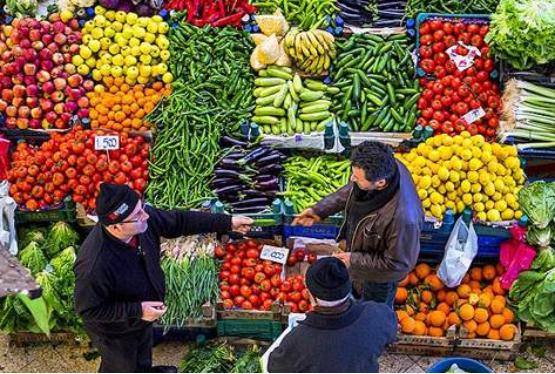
531 247 555 271
179 343 236 373
527 225 552 248
486 0 555 70
515 357 538 370
19 227 47 250
5 0 38 17
16 293 51 336
45 222 79 257
517 181 555 229
231 347 263 373
18 241 47 275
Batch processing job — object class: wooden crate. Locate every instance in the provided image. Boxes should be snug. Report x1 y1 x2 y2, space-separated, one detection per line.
388 326 457 356
522 323 555 341
455 323 521 360
158 301 217 329
8 331 78 347
216 300 283 321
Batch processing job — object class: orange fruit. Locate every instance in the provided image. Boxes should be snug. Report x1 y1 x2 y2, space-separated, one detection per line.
482 265 497 281
467 332 477 339
492 277 505 296
415 312 427 322
424 274 444 291
399 275 409 287
469 267 482 281
468 293 480 306
436 290 447 302
395 287 408 304
469 281 481 292
500 324 516 341
488 329 500 340
419 302 429 314
490 296 506 314
463 320 478 333
429 327 444 337
496 263 505 276
476 322 491 337
421 290 434 304
415 263 432 279
413 320 427 336
502 308 514 323
436 302 450 316
461 274 471 284
478 293 492 308
396 310 409 322
489 314 505 329
445 291 459 306
447 312 461 327
457 284 472 298
459 304 475 321
428 310 447 327
474 308 489 323
400 317 416 333
405 305 415 316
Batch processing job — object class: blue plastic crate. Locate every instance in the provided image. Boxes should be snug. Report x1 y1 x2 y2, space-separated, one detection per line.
283 223 340 240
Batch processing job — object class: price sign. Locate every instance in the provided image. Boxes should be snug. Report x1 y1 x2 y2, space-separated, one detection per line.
462 107 486 125
260 245 290 265
94 135 120 151
446 42 481 72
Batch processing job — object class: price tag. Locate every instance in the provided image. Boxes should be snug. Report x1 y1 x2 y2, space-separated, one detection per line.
446 42 481 72
462 107 486 125
260 245 290 265
95 135 120 151
294 134 304 143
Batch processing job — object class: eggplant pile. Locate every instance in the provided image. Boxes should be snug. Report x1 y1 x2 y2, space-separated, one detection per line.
338 0 406 28
212 145 285 214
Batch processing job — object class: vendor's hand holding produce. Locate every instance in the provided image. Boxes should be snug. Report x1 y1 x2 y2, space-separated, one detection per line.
231 216 255 234
292 207 321 226
332 33 419 132
396 133 525 221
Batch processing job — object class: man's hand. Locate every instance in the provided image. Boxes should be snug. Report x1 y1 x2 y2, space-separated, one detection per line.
292 208 321 227
141 301 167 322
231 216 254 235
333 252 351 267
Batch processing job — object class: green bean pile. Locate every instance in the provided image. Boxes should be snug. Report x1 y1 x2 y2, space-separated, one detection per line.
406 0 499 17
281 155 351 213
146 24 255 209
160 255 218 328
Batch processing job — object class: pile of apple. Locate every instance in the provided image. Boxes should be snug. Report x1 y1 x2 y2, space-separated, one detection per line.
0 13 94 130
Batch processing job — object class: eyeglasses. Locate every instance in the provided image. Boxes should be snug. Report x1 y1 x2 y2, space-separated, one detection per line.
120 203 148 224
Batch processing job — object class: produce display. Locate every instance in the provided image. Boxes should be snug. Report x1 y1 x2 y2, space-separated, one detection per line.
284 28 336 76
486 0 555 70
253 68 336 135
212 145 285 213
396 133 525 221
337 0 407 28
7 127 150 211
146 24 254 209
165 0 256 28
282 155 350 213
417 18 501 139
160 235 219 327
249 11 291 71
406 0 499 18
253 0 339 30
79 7 172 84
97 0 161 15
0 13 93 130
332 33 419 132
499 80 555 150
180 342 262 373
0 223 81 335
395 262 518 340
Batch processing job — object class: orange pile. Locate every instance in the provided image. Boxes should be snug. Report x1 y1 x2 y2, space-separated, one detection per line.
395 263 517 341
88 78 170 132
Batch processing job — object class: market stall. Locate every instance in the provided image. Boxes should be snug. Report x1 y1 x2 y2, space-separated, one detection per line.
0 0 554 371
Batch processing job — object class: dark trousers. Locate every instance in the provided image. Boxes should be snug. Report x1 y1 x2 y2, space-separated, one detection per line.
89 325 153 373
355 281 398 308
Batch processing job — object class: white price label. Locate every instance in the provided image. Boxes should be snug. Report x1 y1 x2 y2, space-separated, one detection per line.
260 245 290 265
462 107 486 125
94 135 120 151
446 42 481 72
294 134 304 143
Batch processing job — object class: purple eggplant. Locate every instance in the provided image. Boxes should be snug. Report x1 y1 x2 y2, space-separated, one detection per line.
258 163 284 175
253 174 277 183
214 184 246 195
243 147 273 163
255 152 283 167
231 197 271 208
255 177 279 191
231 206 268 213
221 135 248 148
211 177 240 188
214 168 243 179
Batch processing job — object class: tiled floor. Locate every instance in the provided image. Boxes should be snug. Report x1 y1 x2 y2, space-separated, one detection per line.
1 334 554 373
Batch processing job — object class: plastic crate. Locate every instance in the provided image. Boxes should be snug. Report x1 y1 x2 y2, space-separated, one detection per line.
15 197 76 224
216 319 283 341
282 213 343 240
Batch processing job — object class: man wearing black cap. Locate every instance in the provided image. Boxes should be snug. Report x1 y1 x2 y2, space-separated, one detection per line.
267 257 397 373
74 183 253 373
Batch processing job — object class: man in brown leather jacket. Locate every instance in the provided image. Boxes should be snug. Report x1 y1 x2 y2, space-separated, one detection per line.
294 141 424 307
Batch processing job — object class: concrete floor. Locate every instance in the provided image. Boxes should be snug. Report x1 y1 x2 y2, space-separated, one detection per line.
1 334 554 373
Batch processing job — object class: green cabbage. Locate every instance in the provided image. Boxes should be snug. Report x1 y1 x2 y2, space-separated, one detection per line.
19 228 46 250
531 247 555 272
518 181 555 229
18 241 47 275
527 225 553 248
486 0 555 70
45 222 79 258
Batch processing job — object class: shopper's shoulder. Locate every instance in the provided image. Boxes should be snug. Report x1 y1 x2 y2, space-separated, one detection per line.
75 227 111 276
359 300 395 318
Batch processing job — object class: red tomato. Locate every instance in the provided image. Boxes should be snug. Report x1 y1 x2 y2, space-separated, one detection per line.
298 300 309 313
243 258 257 268
295 249 306 261
254 272 266 284
260 279 272 292
230 284 240 296
241 267 255 280
226 243 237 253
442 22 453 34
234 296 245 306
241 301 253 310
419 23 431 35
221 290 231 300
220 271 230 281
248 295 260 307
215 245 225 258
223 299 233 309
429 20 443 31
287 256 297 266
301 289 310 301
230 264 241 274
271 274 282 288
420 59 435 73
467 23 479 34
240 285 252 298
246 248 259 259
281 281 292 292
420 34 433 45
292 281 304 292
262 299 273 311
433 30 445 41
231 257 242 266
288 291 302 303
419 46 433 59
307 253 317 264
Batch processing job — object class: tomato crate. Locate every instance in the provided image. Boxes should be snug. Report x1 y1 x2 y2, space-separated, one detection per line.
387 326 457 356
15 197 76 225
216 319 283 341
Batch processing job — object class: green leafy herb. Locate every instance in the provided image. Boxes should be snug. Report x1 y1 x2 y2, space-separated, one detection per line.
515 357 539 370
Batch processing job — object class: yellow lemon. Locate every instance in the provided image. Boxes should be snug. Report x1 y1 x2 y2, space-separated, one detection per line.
501 209 514 220
494 200 508 212
487 209 501 222
438 167 450 181
461 180 471 193
485 200 494 210
468 171 479 183
474 202 485 212
469 158 482 171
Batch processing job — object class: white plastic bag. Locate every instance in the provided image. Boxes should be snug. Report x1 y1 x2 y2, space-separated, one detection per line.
0 181 18 256
437 216 478 288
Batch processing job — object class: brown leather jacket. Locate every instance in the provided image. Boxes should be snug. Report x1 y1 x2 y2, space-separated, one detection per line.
312 161 424 283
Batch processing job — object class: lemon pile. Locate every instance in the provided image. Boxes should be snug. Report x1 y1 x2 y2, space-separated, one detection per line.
396 133 525 222
75 6 173 84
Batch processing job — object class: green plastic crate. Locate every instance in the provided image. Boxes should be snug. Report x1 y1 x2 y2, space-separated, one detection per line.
15 197 76 224
216 319 283 341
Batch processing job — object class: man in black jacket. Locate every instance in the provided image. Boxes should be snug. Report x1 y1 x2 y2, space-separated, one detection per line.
268 257 397 373
74 183 253 373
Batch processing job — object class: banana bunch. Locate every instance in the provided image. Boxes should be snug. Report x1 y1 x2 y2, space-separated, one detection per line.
284 28 336 76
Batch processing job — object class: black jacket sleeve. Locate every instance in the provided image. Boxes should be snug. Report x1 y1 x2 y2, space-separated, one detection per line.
268 330 303 373
74 265 143 324
146 206 232 239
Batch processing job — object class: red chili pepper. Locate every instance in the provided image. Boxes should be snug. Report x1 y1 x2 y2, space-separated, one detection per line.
211 11 244 27
217 0 226 17
239 0 256 14
186 0 195 22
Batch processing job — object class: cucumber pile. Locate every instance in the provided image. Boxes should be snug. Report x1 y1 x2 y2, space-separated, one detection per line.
252 65 338 135
331 33 420 132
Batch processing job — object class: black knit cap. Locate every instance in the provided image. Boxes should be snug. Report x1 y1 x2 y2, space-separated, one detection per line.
305 257 352 301
96 183 140 225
